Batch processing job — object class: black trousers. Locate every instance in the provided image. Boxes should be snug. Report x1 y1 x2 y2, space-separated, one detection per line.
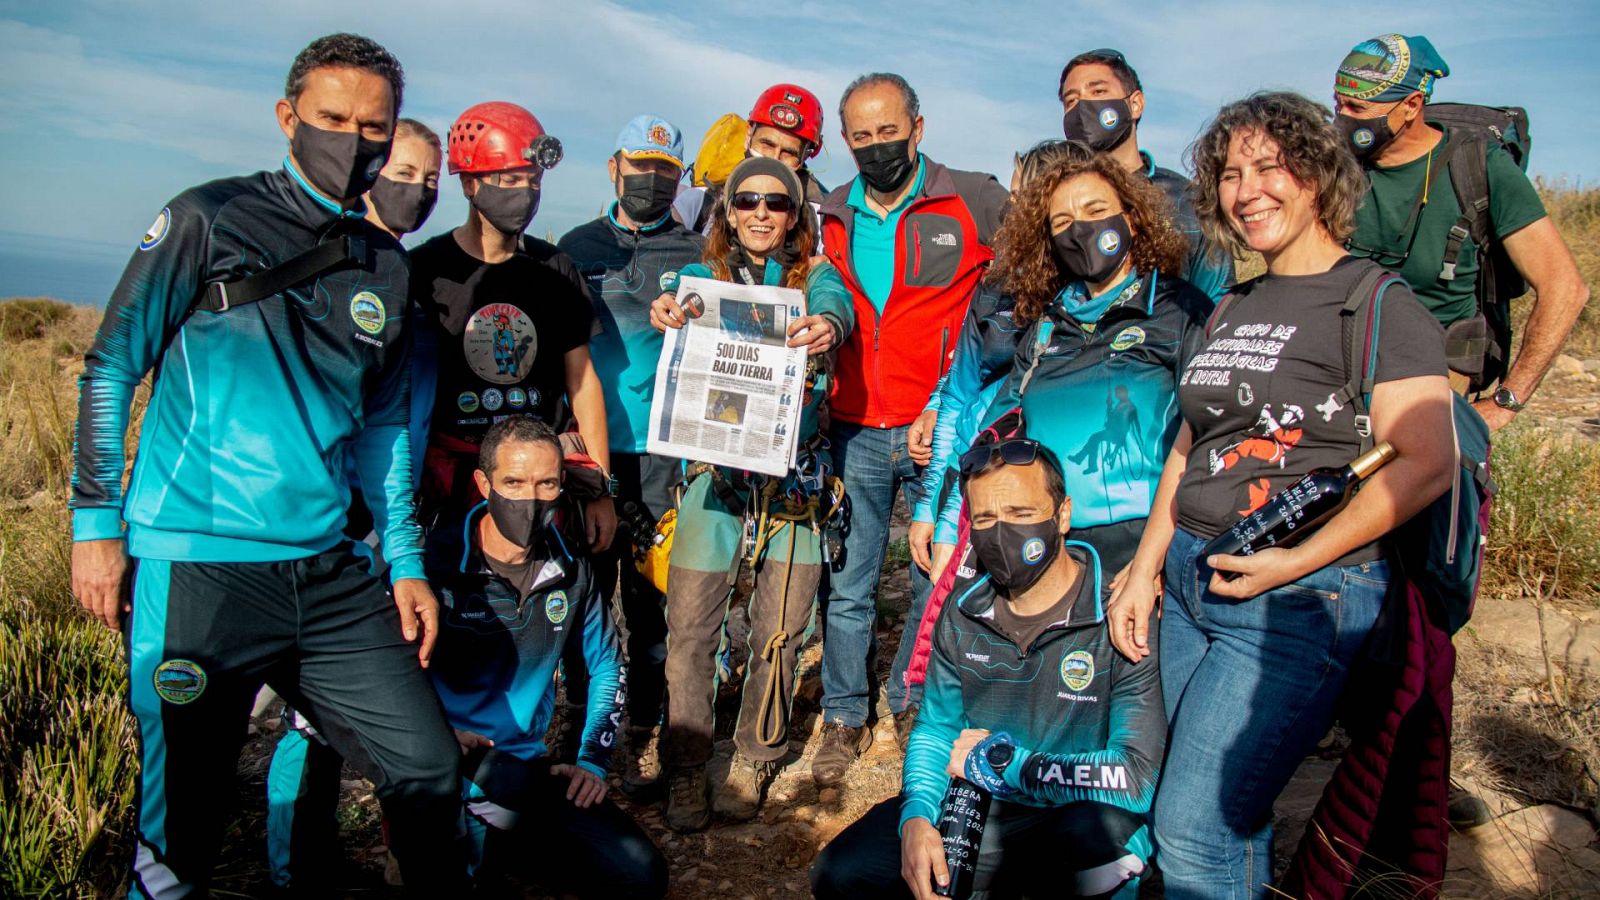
462 749 668 898
563 451 678 726
125 547 466 898
810 795 1149 899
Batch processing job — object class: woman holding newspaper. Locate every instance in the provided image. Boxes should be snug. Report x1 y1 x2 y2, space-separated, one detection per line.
647 156 855 832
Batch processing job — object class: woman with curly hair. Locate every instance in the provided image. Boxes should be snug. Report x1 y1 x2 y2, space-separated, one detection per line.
933 151 1214 576
646 156 854 831
1107 91 1454 896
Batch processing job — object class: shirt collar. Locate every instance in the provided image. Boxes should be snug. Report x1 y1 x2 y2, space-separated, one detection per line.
281 157 369 220
1138 149 1158 179
457 501 571 593
607 200 672 234
845 154 927 219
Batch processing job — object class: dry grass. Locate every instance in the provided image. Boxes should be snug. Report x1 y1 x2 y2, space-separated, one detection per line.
1534 181 1600 355
1481 424 1600 605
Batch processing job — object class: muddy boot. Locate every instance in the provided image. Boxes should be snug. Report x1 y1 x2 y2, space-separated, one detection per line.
893 705 919 757
715 752 777 821
1447 784 1492 830
811 722 872 787
665 765 712 833
620 725 663 802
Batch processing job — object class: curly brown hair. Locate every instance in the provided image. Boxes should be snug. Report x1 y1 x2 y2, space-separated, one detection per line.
702 193 815 289
990 154 1189 326
1185 91 1366 261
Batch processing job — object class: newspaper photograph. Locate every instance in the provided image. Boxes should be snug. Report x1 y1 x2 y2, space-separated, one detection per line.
647 276 808 477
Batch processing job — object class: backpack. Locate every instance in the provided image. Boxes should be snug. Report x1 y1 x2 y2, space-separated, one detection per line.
1341 265 1496 633
1423 103 1532 392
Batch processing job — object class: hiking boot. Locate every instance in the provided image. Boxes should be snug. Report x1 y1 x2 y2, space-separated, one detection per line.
893 705 919 756
619 725 663 802
714 752 777 821
812 721 872 787
1447 785 1492 831
665 765 712 833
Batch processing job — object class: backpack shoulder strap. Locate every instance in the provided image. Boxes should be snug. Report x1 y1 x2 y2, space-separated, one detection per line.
197 233 367 312
1439 131 1492 286
1339 265 1404 454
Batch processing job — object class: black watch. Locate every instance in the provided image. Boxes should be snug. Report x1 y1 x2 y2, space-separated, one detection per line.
1491 386 1525 412
985 741 1014 774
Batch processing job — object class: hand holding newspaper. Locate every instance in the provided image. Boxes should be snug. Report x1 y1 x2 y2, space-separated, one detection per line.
648 276 809 477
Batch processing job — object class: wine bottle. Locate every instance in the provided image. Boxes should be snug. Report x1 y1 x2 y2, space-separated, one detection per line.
934 777 989 899
1203 442 1396 558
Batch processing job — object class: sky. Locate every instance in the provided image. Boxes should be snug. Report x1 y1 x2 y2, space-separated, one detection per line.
1 0 1597 305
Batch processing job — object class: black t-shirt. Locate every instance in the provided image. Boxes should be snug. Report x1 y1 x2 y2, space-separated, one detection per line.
411 234 593 441
989 562 1086 653
1175 257 1445 564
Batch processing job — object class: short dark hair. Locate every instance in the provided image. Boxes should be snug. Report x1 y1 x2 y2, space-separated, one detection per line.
839 72 920 131
1059 49 1142 99
478 416 561 477
963 440 1068 509
286 33 405 114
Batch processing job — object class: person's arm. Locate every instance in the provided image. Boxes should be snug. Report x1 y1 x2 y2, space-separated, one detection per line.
962 638 1165 814
574 574 625 782
1478 215 1590 430
972 175 1011 247
787 261 856 355
1208 372 1453 597
71 196 208 630
899 623 966 832
564 345 616 553
1107 424 1189 661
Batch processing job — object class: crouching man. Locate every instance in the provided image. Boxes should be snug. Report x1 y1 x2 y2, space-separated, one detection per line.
424 416 666 896
811 438 1163 899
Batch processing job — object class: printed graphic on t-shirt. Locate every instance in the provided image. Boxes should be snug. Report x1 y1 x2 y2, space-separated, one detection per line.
465 304 538 384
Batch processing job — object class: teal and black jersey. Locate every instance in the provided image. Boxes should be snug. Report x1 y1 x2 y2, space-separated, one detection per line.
425 503 625 779
901 543 1165 830
559 206 706 454
1143 151 1233 301
967 271 1212 533
71 163 425 580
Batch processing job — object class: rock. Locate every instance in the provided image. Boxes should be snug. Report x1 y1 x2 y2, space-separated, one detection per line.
717 879 734 892
1448 804 1600 892
1551 354 1584 376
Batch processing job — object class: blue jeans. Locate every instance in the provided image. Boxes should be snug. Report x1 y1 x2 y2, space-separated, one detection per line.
1153 527 1388 899
820 421 932 726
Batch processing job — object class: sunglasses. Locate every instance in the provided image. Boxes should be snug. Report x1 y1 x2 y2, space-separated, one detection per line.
958 438 1042 477
730 191 796 214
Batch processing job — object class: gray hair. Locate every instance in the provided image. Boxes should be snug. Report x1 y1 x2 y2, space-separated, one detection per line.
839 73 920 130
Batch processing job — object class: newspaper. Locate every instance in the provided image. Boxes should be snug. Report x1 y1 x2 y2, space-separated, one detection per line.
647 276 808 477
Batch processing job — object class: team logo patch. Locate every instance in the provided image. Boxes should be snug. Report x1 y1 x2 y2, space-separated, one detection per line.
1061 650 1094 692
1351 127 1375 149
1099 107 1120 130
153 659 207 704
545 590 569 624
1021 537 1047 565
648 124 672 147
481 388 504 412
350 292 387 334
464 304 537 384
1110 326 1146 351
457 391 480 413
1096 228 1121 257
139 207 172 251
659 271 678 292
506 387 528 409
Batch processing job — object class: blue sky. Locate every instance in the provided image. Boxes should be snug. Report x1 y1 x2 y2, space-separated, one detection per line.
2 0 1596 305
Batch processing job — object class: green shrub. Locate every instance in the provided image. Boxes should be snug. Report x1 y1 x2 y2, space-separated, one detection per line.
1482 424 1600 603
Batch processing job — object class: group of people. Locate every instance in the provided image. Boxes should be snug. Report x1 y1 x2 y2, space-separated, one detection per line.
67 28 1587 900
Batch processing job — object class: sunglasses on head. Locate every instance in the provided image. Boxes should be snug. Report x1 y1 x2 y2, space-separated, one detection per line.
730 191 796 214
958 438 1043 477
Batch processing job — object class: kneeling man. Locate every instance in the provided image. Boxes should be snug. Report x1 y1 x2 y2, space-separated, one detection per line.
811 437 1163 899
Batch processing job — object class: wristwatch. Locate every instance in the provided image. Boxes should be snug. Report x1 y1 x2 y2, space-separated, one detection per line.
984 741 1014 775
1491 386 1525 412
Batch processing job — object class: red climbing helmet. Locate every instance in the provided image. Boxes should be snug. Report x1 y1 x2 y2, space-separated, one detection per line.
748 84 823 159
447 101 563 175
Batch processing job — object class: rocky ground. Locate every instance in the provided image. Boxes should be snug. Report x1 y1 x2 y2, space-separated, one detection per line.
207 354 1600 899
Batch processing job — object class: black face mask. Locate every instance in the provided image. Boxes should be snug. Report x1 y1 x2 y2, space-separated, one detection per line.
852 139 916 193
367 175 437 236
471 181 540 235
487 488 559 549
1335 112 1397 161
970 517 1062 594
1061 98 1135 152
290 115 391 202
617 172 679 225
1051 213 1132 284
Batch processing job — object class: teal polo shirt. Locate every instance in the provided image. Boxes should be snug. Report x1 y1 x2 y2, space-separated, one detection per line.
846 155 927 316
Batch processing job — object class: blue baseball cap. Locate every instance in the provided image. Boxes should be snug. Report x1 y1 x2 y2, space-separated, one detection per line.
615 114 684 167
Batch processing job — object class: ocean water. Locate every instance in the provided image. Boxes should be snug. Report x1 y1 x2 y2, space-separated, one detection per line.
0 231 130 307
